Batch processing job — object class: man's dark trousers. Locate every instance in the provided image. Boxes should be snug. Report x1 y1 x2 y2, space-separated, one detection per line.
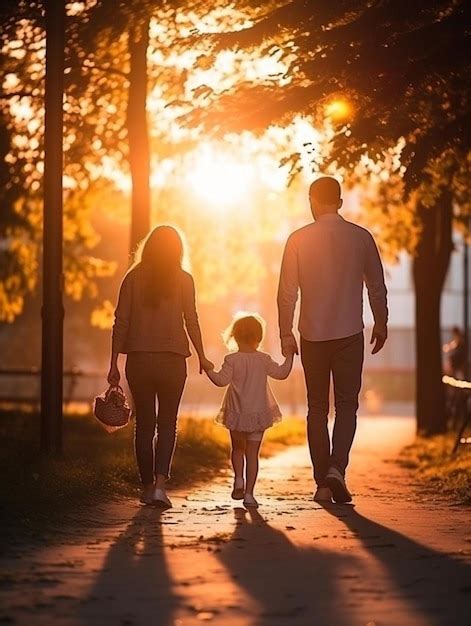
300 332 364 487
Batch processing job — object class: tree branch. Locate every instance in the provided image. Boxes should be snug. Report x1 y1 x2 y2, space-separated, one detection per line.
0 91 37 99
82 60 128 79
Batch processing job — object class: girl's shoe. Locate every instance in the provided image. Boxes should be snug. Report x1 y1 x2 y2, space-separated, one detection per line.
231 478 245 500
152 488 172 509
243 494 259 508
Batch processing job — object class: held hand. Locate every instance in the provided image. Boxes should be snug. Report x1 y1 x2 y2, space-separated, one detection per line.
107 364 120 386
199 357 214 374
370 325 387 355
281 334 299 357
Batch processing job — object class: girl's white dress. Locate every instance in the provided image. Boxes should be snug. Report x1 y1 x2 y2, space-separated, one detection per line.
207 351 293 432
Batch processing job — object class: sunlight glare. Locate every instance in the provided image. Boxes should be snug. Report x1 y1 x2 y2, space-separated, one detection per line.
325 98 353 122
186 144 253 210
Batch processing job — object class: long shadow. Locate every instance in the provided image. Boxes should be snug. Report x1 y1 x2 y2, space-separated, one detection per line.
321 504 471 626
217 507 358 626
80 506 179 626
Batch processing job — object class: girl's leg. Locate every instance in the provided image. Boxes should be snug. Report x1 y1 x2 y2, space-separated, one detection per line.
245 439 263 496
230 431 246 485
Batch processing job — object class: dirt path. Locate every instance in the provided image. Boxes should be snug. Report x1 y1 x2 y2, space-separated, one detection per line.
1 416 470 626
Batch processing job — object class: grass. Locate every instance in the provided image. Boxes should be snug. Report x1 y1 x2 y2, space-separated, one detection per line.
0 411 305 536
262 417 306 456
400 432 471 505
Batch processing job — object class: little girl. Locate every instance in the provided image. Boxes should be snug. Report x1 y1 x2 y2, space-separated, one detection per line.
205 313 294 508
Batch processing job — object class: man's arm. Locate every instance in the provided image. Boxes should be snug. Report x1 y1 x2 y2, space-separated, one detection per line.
364 233 388 354
277 234 299 356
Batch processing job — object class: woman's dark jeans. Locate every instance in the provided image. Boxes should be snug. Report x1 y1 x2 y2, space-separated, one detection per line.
125 352 187 484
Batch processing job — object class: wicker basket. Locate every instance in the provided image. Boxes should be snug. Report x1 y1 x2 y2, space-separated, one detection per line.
94 385 131 433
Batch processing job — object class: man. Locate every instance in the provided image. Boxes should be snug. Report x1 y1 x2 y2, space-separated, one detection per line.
277 176 388 504
443 326 467 380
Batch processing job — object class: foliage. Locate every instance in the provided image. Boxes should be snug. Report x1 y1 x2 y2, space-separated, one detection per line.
400 433 471 505
0 1 120 321
193 1 469 170
262 416 305 457
0 0 293 321
190 0 471 248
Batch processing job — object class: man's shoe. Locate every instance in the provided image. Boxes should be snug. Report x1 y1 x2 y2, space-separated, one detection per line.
325 467 352 503
313 486 333 503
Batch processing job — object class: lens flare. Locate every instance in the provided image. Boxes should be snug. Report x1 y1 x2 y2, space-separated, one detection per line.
325 98 353 121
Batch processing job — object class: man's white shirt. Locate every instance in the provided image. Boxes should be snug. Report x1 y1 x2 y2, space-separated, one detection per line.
277 213 388 347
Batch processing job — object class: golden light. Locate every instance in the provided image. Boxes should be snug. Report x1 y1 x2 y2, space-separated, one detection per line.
3 11 326 226
185 144 254 211
325 98 353 122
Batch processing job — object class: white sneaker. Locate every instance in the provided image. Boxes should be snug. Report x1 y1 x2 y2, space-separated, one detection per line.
325 467 352 503
152 488 172 509
313 486 333 503
243 494 259 508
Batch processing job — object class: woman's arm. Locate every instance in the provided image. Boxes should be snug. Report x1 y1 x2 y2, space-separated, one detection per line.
267 353 294 380
108 275 132 385
206 357 233 387
182 273 213 373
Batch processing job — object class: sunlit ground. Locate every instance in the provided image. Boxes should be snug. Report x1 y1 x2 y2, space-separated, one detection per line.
6 415 470 626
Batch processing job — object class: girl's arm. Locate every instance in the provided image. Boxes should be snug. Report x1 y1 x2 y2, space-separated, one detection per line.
206 356 233 387
108 274 132 385
182 273 213 373
267 353 294 380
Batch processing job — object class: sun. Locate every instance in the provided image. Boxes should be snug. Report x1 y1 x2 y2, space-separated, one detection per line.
186 143 254 211
325 98 353 122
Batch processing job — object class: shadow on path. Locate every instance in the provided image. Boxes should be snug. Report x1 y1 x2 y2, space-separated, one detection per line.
80 506 179 626
321 504 471 626
217 507 358 626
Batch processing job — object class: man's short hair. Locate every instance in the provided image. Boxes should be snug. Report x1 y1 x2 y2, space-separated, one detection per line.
309 177 341 205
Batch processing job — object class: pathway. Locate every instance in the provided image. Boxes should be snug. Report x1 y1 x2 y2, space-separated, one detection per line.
1 416 470 626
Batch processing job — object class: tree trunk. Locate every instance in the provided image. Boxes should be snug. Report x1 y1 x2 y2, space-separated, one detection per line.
127 18 150 255
413 193 453 435
40 0 65 456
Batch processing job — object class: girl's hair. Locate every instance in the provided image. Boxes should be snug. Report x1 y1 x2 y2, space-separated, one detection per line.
132 225 186 308
223 312 265 350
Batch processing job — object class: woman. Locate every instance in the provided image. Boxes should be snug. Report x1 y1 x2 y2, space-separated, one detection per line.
107 225 213 508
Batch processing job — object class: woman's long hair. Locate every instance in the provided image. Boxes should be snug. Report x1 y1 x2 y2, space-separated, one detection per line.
133 225 185 308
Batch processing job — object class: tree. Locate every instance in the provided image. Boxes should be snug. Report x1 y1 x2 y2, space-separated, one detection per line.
72 0 153 253
0 0 289 323
0 1 116 323
127 18 151 249
75 0 272 253
41 0 65 455
191 0 471 434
